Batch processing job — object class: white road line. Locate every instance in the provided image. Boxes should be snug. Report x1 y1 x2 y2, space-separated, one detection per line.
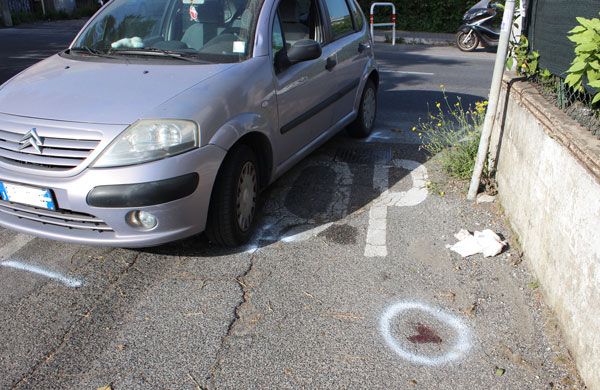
380 70 435 76
1 260 83 287
0 233 35 261
364 160 429 257
365 205 388 257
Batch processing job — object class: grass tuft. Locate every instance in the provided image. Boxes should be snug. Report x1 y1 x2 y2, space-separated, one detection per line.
415 87 489 180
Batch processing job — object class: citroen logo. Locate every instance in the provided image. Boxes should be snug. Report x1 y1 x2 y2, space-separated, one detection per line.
19 128 43 154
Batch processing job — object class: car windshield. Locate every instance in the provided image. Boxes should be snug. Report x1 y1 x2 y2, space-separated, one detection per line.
72 0 261 63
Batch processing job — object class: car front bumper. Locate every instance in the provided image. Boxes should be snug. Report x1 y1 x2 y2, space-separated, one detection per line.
0 144 226 247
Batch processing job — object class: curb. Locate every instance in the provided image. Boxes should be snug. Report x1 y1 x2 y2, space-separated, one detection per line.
373 30 455 46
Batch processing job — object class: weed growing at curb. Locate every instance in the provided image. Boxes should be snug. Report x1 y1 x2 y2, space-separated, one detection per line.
416 86 488 181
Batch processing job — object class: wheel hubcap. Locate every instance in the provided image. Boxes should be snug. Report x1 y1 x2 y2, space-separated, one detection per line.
363 88 376 129
236 161 257 232
460 32 475 48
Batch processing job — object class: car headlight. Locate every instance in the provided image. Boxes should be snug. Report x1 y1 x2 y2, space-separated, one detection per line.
92 119 199 168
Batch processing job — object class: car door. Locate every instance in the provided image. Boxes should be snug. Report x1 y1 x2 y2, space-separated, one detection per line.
270 0 339 165
320 0 371 126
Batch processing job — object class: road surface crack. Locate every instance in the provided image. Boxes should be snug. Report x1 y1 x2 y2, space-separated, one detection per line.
10 250 142 389
206 252 259 388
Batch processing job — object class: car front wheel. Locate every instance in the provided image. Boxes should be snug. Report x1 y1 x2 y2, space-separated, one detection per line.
347 79 377 138
206 144 259 246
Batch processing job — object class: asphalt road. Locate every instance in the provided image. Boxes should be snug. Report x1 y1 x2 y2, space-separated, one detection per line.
0 21 584 389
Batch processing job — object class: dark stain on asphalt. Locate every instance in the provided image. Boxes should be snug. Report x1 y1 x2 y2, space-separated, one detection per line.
319 224 358 245
408 323 443 344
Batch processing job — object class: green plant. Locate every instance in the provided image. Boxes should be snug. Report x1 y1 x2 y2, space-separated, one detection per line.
506 36 540 77
565 13 600 104
416 87 488 179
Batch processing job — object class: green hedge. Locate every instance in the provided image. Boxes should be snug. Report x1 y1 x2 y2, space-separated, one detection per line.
358 0 481 33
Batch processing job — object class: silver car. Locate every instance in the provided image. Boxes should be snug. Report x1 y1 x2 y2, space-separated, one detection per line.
0 0 378 247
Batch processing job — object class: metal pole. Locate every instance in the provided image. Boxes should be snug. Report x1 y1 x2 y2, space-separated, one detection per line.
467 0 517 200
0 0 12 27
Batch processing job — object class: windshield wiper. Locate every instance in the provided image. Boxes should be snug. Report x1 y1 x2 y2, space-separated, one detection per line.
67 46 118 59
109 48 208 63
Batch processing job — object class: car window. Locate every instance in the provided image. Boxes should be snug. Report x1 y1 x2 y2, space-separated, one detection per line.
347 0 363 31
276 0 321 45
322 0 353 38
272 12 285 60
73 0 261 63
272 0 324 72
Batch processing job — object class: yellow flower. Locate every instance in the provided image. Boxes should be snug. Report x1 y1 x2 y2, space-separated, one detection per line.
418 132 422 136
412 126 416 131
436 103 441 108
440 84 444 88
440 191 445 196
455 102 460 107
468 131 472 135
437 123 442 127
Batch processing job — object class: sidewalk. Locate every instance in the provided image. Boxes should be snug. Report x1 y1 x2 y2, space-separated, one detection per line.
373 29 455 45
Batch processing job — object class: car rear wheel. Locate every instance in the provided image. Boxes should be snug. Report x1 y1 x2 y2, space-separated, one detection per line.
206 144 258 246
456 30 479 52
347 79 377 138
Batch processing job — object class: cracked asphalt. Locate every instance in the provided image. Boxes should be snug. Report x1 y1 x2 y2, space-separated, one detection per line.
0 20 585 390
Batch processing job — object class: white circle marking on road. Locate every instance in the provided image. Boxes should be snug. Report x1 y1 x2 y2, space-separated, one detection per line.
380 301 471 365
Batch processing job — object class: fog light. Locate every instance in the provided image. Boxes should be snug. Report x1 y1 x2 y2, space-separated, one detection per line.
127 210 158 230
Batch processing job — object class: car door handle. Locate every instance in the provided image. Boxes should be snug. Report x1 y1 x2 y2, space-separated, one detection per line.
358 42 371 53
325 57 336 71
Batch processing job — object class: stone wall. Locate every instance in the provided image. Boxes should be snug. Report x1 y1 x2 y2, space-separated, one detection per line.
490 75 600 390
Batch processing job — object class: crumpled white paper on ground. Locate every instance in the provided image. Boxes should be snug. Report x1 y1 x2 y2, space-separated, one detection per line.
447 229 507 257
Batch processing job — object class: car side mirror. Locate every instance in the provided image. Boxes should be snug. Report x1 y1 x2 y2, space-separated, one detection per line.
287 39 322 64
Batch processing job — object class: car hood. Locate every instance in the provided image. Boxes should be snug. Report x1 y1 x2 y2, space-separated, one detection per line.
0 54 233 125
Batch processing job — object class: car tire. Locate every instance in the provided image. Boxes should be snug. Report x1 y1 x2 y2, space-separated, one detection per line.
206 144 259 247
456 30 479 52
347 79 377 138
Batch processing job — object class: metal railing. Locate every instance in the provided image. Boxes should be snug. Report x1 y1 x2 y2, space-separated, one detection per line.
370 2 396 45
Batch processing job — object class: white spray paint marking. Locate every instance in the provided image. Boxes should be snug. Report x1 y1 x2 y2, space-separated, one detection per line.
380 301 472 365
364 130 395 143
280 222 333 243
1 260 83 287
0 233 35 261
364 160 428 257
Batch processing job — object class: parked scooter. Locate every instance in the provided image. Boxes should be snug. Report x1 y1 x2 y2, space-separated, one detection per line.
456 0 500 52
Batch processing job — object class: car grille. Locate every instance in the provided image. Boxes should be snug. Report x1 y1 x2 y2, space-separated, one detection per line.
0 200 113 232
0 128 100 171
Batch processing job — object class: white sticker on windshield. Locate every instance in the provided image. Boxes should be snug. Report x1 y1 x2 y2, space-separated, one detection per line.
233 41 246 53
182 0 204 4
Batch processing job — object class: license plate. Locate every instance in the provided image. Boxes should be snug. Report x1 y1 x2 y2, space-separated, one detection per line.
0 182 56 210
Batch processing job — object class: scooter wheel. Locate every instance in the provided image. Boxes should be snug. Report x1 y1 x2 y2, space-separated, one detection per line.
456 30 479 52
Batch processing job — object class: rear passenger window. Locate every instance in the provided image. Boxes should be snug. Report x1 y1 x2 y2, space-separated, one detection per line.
323 0 353 38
